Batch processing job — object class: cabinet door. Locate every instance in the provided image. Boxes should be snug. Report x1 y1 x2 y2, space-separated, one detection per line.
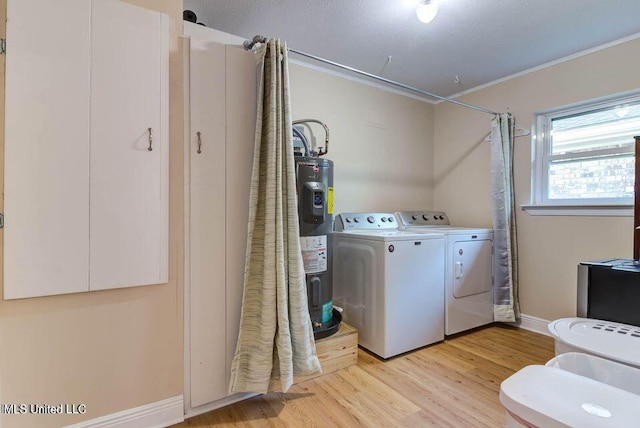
225 46 257 384
188 37 227 407
4 0 91 299
89 0 169 290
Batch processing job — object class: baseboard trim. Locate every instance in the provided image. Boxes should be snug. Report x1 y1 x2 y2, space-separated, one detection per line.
513 314 552 336
65 395 183 428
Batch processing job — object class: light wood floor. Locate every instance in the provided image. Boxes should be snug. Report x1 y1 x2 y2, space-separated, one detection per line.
174 325 554 427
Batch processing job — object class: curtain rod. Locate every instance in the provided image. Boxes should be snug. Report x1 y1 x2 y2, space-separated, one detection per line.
243 35 499 116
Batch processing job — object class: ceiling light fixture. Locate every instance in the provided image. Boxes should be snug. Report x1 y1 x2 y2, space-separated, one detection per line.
416 0 439 24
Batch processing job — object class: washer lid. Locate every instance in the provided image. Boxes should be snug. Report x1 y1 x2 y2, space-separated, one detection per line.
548 317 640 367
500 365 640 428
333 230 444 242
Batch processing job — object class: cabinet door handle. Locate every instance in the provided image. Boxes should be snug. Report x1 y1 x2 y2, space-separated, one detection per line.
147 128 153 151
196 131 202 154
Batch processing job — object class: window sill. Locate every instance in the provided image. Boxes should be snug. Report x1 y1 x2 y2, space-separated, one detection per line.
521 204 633 217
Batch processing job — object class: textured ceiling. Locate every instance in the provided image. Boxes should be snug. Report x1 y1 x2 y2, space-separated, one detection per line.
183 0 640 100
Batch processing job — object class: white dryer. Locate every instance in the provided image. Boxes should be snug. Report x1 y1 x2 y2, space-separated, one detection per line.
333 212 445 359
396 211 494 336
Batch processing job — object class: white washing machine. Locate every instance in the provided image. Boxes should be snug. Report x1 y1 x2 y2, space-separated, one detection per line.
396 211 494 336
333 212 445 359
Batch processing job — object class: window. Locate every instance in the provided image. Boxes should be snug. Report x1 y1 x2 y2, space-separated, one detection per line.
528 93 640 215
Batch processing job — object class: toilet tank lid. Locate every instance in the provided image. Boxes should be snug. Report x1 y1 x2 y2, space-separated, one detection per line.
500 365 640 427
548 317 640 367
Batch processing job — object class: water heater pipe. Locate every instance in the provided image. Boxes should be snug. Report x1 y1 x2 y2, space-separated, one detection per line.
293 119 330 156
292 127 310 156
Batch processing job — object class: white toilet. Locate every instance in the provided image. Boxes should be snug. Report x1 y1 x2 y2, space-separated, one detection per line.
500 318 640 427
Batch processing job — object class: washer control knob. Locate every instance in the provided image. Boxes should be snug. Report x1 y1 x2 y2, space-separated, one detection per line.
412 215 418 220
367 216 375 224
354 217 360 223
345 217 352 223
423 214 429 221
381 217 387 222
439 215 445 220
388 217 395 222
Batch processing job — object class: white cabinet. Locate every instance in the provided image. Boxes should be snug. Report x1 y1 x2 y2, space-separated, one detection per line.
187 36 227 407
4 0 169 299
89 0 169 290
4 0 92 299
184 24 257 409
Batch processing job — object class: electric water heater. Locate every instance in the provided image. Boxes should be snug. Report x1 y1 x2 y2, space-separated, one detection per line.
295 156 336 339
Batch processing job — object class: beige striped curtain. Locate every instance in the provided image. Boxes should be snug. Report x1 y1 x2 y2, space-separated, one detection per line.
490 113 520 322
229 39 321 395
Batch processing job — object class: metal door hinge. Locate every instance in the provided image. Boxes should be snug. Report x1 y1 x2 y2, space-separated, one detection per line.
0 39 5 55
0 213 4 228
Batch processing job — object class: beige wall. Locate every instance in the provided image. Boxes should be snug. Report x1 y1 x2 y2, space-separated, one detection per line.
289 65 435 213
0 0 184 427
1 3 636 425
434 38 640 321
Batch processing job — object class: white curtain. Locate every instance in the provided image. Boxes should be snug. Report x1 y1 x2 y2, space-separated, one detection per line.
490 113 520 322
229 39 321 395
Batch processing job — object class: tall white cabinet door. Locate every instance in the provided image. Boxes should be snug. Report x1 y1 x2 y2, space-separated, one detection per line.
188 37 227 407
89 0 169 290
225 46 257 383
4 0 91 299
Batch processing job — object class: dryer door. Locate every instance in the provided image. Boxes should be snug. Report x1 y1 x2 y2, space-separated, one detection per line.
452 239 492 298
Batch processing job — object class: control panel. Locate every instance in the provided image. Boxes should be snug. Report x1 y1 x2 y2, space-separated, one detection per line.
395 211 450 227
334 212 399 231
